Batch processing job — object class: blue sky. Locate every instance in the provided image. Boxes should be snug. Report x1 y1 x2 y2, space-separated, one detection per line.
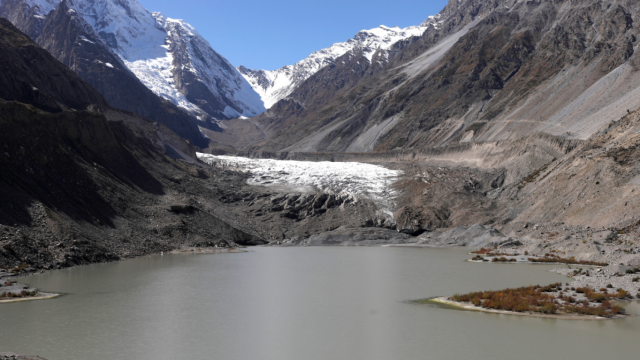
138 0 450 71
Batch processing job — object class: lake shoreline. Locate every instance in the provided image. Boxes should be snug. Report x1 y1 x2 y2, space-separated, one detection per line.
0 292 61 304
417 297 630 320
0 248 247 305
0 353 48 360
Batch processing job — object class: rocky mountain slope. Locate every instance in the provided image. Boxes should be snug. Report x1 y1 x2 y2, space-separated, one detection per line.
0 18 261 270
0 0 212 146
0 19 407 272
238 16 441 109
236 0 640 155
0 0 265 143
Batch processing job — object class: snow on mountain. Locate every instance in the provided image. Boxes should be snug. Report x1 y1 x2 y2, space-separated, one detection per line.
238 15 442 109
23 0 265 120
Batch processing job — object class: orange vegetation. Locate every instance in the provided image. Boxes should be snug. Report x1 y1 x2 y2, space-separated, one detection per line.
451 284 625 317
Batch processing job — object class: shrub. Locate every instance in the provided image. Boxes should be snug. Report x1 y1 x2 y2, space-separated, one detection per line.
587 292 607 303
607 284 613 288
633 277 640 282
611 305 625 315
542 303 557 314
617 290 631 299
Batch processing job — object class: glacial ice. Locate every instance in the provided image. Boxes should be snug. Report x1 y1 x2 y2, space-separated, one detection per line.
196 154 402 204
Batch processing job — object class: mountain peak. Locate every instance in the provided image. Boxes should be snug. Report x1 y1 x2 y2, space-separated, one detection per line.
19 0 264 120
239 17 438 109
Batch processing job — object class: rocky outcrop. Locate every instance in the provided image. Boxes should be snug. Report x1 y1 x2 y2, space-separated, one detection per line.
395 205 451 235
0 0 46 39
270 192 355 220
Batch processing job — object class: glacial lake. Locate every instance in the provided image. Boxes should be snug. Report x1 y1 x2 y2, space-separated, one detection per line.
2 246 640 360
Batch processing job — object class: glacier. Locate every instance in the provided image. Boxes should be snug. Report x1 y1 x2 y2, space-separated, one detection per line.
196 154 402 216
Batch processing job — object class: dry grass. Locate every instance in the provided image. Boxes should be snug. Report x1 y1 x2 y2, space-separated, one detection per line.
528 254 607 266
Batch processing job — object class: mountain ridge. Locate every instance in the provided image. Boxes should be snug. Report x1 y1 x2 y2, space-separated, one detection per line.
233 0 640 155
238 15 443 109
1 0 265 124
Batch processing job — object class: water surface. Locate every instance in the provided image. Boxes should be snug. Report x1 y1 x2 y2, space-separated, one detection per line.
2 247 640 360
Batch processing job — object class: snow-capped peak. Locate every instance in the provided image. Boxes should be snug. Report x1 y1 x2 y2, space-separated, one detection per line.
238 14 442 109
22 0 265 120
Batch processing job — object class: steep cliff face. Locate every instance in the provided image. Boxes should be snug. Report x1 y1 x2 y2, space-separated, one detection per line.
0 17 107 112
155 13 264 120
1 0 211 147
245 0 640 154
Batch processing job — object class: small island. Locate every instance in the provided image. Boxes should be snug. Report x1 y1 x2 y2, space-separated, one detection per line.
0 279 60 304
416 283 631 320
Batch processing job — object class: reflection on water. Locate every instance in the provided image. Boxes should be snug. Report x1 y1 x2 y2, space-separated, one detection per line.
2 247 639 360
